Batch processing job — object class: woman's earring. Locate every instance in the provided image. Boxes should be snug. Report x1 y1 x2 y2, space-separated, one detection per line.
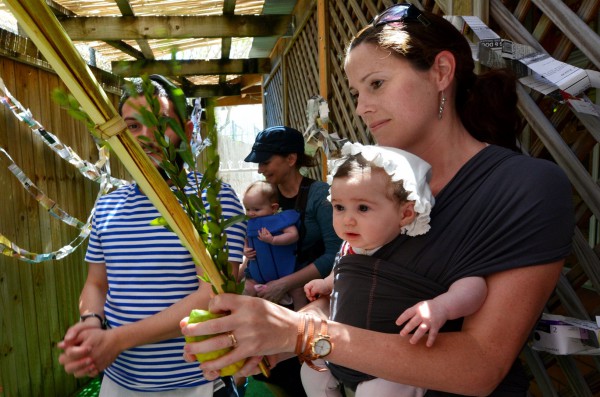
438 91 446 120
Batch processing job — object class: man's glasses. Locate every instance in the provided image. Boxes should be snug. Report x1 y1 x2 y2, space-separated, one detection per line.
371 3 430 28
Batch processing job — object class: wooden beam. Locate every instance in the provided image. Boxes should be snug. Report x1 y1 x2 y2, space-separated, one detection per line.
58 15 293 41
104 40 145 59
114 0 155 59
215 95 262 107
317 0 329 100
223 0 236 15
184 84 241 98
112 58 272 77
228 74 262 90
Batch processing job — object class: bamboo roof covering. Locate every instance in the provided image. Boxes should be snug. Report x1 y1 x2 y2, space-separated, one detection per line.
0 0 296 99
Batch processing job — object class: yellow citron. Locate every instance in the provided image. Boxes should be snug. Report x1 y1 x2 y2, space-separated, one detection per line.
184 309 246 376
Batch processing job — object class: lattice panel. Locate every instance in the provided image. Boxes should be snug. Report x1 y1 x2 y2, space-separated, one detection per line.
285 10 320 133
488 1 600 395
264 65 284 127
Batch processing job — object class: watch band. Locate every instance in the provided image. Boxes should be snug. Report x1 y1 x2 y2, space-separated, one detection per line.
295 314 307 356
298 316 330 372
317 318 328 344
80 313 107 329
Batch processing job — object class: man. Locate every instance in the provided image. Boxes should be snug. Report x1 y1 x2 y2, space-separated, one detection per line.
58 75 246 397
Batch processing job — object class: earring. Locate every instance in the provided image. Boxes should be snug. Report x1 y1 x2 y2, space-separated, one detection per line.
438 91 446 120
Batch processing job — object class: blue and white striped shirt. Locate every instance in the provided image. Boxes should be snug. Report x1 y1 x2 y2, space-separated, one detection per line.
85 172 246 392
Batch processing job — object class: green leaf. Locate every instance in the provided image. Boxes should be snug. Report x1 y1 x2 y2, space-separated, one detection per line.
222 214 247 230
207 221 221 236
51 89 69 106
175 169 188 188
67 108 89 122
68 95 80 109
150 216 168 226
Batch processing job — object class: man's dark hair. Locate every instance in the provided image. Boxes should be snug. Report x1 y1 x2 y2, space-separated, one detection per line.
118 74 187 123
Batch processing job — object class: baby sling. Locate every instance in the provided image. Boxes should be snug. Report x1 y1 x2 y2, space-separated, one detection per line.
246 209 300 284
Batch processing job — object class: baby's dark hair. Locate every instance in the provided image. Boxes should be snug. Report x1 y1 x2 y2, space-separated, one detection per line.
244 181 279 204
332 153 410 205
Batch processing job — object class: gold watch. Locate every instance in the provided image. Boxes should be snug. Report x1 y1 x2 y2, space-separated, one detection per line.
310 318 333 358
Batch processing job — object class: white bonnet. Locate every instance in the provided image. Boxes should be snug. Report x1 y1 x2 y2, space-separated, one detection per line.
328 142 434 236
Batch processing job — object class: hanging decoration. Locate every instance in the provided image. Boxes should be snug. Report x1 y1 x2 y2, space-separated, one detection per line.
447 16 600 119
303 95 345 179
0 79 127 262
0 78 126 186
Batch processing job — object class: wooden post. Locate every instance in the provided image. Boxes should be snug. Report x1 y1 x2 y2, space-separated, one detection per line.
317 0 329 180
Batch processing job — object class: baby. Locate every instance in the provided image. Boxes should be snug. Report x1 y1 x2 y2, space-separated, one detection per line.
302 143 487 397
242 181 306 310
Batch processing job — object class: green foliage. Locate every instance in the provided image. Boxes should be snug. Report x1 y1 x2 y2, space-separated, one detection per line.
126 75 245 295
51 88 97 135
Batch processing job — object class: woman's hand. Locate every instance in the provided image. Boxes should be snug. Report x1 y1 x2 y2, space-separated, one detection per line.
255 278 289 303
181 294 300 376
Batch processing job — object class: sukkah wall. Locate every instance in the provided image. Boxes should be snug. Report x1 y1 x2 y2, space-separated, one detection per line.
0 35 127 395
263 0 600 396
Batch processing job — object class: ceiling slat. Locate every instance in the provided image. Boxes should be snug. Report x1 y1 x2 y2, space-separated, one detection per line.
58 15 293 41
112 58 272 77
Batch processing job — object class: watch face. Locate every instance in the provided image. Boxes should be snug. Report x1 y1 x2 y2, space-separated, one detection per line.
313 338 332 357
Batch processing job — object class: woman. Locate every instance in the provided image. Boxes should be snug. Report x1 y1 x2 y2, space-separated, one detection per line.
241 125 342 396
181 4 574 396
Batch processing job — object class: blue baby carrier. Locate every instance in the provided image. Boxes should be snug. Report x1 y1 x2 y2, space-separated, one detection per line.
246 209 300 284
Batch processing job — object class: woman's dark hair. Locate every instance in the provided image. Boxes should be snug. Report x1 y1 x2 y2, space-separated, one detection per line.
347 9 520 151
333 153 410 205
296 152 319 169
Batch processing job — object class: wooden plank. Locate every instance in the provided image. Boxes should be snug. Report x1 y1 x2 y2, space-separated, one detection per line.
112 58 272 77
531 0 600 69
58 15 293 40
0 55 24 397
15 62 45 396
25 64 58 397
36 70 72 397
2 57 35 397
185 83 241 98
318 0 330 101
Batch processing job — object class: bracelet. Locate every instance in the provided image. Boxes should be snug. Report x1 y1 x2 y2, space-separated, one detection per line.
297 315 327 372
295 314 307 356
80 313 107 329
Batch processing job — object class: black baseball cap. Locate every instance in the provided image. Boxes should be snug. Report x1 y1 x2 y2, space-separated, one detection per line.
244 126 305 163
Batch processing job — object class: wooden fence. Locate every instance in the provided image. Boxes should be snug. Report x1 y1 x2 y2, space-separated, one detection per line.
0 29 126 395
263 0 600 395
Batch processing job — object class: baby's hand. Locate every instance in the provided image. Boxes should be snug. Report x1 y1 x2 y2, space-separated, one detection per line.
304 279 331 302
257 228 274 244
396 300 449 347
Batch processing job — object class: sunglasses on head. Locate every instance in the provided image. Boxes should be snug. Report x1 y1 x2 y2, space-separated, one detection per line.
371 3 430 27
